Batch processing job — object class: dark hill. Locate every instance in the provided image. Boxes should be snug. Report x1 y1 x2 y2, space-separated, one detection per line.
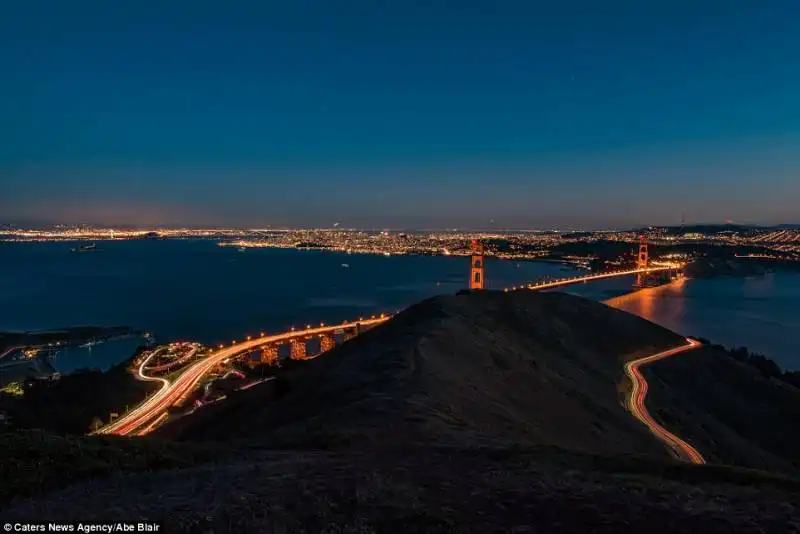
3 291 800 532
3 439 800 533
643 345 800 475
159 291 684 458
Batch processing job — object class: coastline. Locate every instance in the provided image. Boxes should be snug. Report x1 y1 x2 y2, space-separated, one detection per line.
0 327 151 384
218 240 588 267
0 326 144 352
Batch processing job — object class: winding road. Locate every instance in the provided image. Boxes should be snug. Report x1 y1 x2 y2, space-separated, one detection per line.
625 338 706 464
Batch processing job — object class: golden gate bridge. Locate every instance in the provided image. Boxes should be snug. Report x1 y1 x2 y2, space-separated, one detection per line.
95 235 682 436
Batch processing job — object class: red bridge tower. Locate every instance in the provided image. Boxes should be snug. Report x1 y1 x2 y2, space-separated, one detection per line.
470 239 485 290
634 235 649 288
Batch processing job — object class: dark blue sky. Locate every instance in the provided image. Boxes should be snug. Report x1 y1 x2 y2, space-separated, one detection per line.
2 1 799 228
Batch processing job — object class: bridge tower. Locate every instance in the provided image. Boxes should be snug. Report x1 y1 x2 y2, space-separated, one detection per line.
320 333 336 353
470 239 485 290
343 323 361 342
634 235 649 288
260 344 280 366
289 338 308 360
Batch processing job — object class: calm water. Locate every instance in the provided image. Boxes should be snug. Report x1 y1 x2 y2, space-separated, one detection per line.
0 240 579 371
602 273 800 370
1 240 798 371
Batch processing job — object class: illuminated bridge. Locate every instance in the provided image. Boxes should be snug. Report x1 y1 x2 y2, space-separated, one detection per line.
96 236 683 437
93 316 392 437
504 265 681 293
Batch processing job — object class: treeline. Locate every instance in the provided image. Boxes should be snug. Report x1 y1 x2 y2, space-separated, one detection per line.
695 338 800 389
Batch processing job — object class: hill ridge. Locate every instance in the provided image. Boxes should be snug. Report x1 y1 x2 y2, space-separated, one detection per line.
3 291 800 531
158 291 685 458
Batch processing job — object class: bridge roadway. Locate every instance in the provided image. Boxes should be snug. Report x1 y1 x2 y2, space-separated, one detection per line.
96 317 390 436
96 266 679 437
507 266 675 291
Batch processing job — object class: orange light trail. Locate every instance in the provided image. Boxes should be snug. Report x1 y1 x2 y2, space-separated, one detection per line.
95 316 391 436
624 338 706 464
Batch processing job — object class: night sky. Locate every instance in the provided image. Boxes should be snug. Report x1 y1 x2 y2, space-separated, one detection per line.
2 1 799 229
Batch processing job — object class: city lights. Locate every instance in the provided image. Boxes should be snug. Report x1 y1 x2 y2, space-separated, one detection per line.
2 225 797 260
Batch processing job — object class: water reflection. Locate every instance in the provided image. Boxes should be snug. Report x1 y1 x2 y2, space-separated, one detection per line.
604 279 685 323
606 275 800 370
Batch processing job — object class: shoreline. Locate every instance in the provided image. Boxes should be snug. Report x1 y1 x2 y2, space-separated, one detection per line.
0 328 152 384
220 241 589 269
0 326 145 351
8 235 797 274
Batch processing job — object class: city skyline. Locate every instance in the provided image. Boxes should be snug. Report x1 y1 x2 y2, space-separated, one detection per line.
2 2 800 228
3 220 800 232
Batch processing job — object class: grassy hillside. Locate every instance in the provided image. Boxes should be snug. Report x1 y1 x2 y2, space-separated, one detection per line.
0 356 161 435
159 291 685 458
0 431 223 506
3 291 799 531
3 440 799 532
643 345 800 475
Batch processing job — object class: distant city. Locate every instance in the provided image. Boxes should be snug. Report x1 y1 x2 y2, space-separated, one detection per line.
1 224 799 260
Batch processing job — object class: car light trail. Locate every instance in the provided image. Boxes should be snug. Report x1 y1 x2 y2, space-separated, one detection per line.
95 316 390 436
625 338 706 465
